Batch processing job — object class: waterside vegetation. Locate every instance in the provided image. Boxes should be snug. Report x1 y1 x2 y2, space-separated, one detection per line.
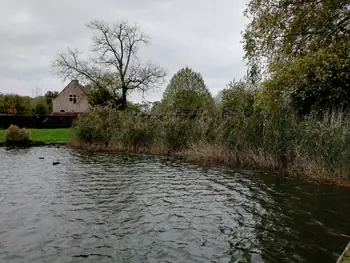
61 0 350 185
71 107 350 185
2 0 347 184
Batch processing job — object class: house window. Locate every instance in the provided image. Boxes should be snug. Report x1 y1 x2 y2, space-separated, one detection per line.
69 94 77 104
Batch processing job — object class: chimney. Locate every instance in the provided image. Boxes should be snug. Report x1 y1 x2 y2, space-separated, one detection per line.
71 79 79 86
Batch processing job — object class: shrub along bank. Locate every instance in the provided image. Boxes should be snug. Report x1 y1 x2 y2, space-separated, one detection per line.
71 107 350 185
4 124 32 147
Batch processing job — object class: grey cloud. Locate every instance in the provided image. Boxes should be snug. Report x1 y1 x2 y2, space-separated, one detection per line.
0 0 249 101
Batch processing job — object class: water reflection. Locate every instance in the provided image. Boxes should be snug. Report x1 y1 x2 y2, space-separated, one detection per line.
0 147 349 263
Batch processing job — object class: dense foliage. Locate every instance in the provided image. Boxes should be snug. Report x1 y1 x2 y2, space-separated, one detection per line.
160 67 214 114
217 79 255 118
243 0 349 64
243 0 350 114
73 107 350 182
44 91 59 112
87 86 116 108
0 91 58 116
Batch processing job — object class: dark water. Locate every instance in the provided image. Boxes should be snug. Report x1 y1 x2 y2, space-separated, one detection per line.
0 147 349 263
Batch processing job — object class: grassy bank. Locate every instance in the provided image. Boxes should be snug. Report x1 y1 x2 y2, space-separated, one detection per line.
70 108 350 185
0 128 71 144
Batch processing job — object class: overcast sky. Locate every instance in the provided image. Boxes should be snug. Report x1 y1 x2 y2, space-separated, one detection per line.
0 0 249 102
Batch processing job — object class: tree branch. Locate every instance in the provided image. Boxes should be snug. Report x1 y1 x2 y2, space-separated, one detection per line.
52 20 166 110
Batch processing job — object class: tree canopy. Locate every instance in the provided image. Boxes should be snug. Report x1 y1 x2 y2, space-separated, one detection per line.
243 0 350 114
44 91 59 112
160 67 214 114
243 0 349 66
0 91 58 116
87 86 116 108
218 79 255 117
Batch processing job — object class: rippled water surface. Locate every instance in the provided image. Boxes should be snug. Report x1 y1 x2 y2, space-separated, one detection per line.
0 147 350 263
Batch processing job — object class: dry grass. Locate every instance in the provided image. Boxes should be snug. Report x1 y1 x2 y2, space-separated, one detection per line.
72 139 350 186
289 154 350 185
70 108 350 186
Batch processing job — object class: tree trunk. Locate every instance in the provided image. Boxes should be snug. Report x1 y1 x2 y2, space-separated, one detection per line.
120 86 127 110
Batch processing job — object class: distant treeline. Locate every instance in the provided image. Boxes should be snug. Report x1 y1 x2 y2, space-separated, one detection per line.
0 91 59 116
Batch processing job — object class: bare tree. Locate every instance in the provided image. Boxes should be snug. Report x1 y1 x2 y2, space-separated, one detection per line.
52 20 166 110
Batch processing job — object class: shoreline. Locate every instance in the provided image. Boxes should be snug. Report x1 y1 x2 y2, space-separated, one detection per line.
0 141 67 148
69 141 350 187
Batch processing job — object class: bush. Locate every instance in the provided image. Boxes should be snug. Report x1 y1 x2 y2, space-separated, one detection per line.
163 120 192 151
72 107 112 143
5 124 32 146
114 114 158 148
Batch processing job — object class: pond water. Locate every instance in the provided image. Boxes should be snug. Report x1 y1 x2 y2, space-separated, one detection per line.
0 147 349 263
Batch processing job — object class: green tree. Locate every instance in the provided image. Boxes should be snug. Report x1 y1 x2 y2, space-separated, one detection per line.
243 0 350 114
161 67 214 114
87 86 116 107
243 0 349 66
52 20 166 110
0 94 35 115
15 95 32 115
44 91 59 112
255 42 350 114
150 101 161 114
33 102 49 116
0 94 5 112
31 96 49 115
219 79 255 117
125 102 143 113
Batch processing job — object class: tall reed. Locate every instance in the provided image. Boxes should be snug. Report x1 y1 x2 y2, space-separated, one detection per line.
71 107 350 184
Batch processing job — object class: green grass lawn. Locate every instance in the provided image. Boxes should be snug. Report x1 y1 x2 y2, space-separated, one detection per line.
0 128 72 143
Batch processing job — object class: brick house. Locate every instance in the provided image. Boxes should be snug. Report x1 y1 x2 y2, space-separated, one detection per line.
51 80 91 116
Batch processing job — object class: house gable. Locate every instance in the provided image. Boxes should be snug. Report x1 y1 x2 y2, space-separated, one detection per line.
52 80 91 114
